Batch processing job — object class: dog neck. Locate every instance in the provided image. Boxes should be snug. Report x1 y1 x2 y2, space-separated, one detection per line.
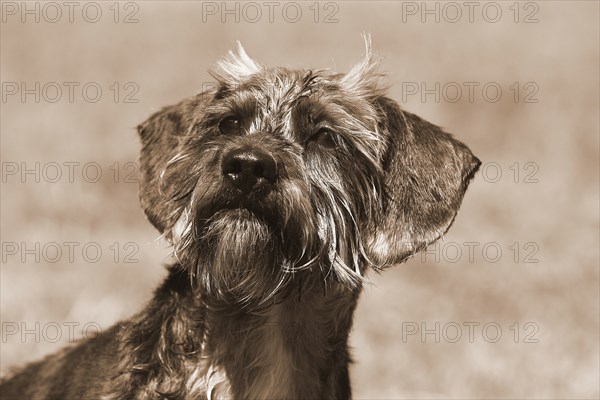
202 285 358 399
111 265 358 399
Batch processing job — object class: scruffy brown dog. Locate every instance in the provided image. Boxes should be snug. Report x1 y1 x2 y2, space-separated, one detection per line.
1 40 480 399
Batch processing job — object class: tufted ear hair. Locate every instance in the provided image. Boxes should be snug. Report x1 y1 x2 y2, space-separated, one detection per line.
210 41 262 86
137 95 210 234
366 97 480 267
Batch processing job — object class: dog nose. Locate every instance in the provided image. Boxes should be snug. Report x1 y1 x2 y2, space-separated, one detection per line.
221 147 278 192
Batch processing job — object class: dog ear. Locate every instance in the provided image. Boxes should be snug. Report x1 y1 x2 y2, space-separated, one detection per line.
137 96 208 233
137 103 186 233
366 97 480 267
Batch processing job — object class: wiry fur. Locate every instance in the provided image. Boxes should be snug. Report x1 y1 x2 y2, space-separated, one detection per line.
1 40 480 400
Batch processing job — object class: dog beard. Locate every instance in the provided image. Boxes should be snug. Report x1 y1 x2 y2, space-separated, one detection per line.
195 209 291 305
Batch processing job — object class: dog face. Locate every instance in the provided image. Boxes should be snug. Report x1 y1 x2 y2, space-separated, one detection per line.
137 42 480 306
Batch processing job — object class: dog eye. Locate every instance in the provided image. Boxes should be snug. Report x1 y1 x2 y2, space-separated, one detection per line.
219 116 242 135
310 128 336 148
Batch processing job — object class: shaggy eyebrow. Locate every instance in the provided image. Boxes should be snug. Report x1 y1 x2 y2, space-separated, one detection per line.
221 91 260 119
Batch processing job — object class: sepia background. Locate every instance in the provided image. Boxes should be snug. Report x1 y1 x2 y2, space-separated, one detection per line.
1 1 598 398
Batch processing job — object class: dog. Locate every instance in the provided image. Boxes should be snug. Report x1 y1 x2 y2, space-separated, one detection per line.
1 39 480 399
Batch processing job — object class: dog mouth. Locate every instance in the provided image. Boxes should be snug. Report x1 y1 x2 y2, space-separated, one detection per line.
195 190 283 231
189 190 314 259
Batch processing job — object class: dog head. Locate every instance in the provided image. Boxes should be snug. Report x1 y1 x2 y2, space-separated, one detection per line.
137 40 480 306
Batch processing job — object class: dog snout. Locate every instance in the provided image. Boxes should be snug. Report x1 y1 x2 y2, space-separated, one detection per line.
221 147 278 192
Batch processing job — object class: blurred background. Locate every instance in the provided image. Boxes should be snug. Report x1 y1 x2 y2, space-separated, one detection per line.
1 1 598 398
